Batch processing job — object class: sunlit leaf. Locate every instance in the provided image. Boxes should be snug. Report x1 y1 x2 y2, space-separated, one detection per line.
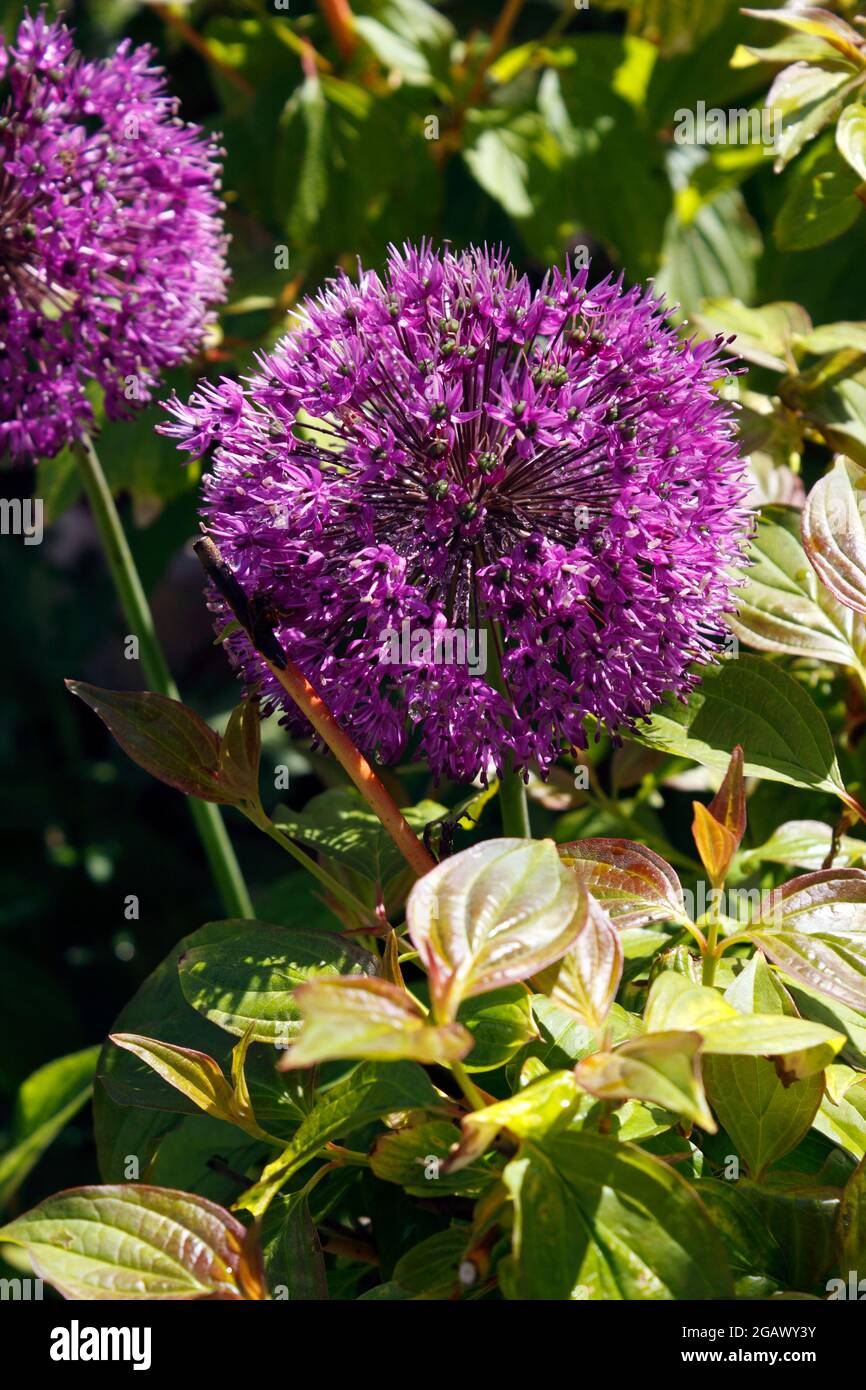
533 898 623 1031
703 1054 824 1180
110 1034 271 1141
803 455 866 616
750 868 866 1010
500 1132 733 1299
407 839 587 1021
575 1031 716 1130
0 1185 262 1300
178 920 378 1044
730 507 866 667
630 654 849 800
557 838 685 928
279 976 472 1068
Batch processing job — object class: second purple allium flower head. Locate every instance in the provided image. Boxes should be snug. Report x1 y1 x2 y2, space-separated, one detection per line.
0 10 228 461
164 243 750 783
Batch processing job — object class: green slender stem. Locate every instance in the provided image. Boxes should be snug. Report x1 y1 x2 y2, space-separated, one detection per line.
498 764 531 837
452 1062 487 1112
259 820 376 922
73 434 253 919
701 891 723 986
482 613 530 839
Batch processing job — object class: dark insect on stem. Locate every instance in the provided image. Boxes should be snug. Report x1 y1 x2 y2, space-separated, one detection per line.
194 533 288 669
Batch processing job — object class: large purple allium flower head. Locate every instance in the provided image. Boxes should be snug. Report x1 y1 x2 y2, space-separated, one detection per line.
0 10 228 461
163 242 750 783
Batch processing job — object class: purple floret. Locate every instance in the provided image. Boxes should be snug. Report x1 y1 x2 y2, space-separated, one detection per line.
163 242 750 783
0 9 228 461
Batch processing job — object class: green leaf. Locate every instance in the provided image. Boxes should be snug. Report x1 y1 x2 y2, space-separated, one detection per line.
280 976 472 1068
532 899 623 1031
353 0 455 92
644 972 734 1032
814 1078 866 1159
789 983 866 1067
655 173 762 317
392 1227 469 1298
0 1047 100 1209
66 683 233 804
237 1062 439 1216
739 819 866 874
558 839 685 928
741 8 866 68
500 1132 733 1299
798 321 866 355
261 1192 328 1301
630 653 848 799
456 987 537 1074
596 0 741 57
178 920 379 1044
696 1177 787 1285
94 921 243 1183
464 43 671 274
445 1070 583 1175
109 1034 272 1141
575 1032 716 1130
370 1118 496 1196
724 951 797 1016
803 456 866 616
527 997 640 1071
703 1054 824 1179
0 1185 259 1300
646 962 844 1075
692 298 812 371
775 140 863 251
767 61 858 172
217 702 264 816
838 102 866 181
750 868 866 1010
700 1015 844 1078
407 839 587 1021
837 1155 866 1272
729 506 866 666
785 350 866 466
273 788 445 890
738 1178 840 1294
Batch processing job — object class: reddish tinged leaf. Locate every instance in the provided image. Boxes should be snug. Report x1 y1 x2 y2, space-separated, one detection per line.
756 867 866 929
575 1030 716 1131
66 681 231 802
558 838 685 928
533 898 623 1031
0 1184 265 1300
217 700 264 812
802 457 866 617
692 802 738 889
407 839 588 1021
708 745 747 849
751 868 866 1010
279 976 473 1067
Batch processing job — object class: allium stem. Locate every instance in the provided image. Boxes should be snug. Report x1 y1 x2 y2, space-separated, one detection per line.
498 765 531 838
194 537 437 880
73 435 253 920
262 654 437 877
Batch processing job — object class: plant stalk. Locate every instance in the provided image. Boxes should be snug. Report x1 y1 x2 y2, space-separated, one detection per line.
194 535 436 879
73 435 253 919
498 764 531 837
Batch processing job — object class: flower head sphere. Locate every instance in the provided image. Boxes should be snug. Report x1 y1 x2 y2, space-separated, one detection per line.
0 10 228 461
164 242 750 783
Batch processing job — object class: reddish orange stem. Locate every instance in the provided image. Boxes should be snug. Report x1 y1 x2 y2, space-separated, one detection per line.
318 0 358 61
262 652 435 878
194 536 435 880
